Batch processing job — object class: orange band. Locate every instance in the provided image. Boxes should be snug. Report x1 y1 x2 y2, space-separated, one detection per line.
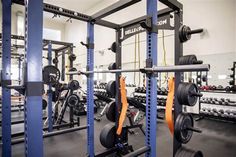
165 77 175 135
116 76 128 135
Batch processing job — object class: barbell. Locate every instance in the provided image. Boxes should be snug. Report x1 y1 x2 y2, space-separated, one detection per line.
66 64 210 76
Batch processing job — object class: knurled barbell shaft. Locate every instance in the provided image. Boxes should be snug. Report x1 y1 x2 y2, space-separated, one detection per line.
66 64 210 75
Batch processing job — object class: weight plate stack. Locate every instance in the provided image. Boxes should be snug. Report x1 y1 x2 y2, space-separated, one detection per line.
177 82 200 106
106 80 116 97
175 147 203 157
106 101 116 122
100 123 116 149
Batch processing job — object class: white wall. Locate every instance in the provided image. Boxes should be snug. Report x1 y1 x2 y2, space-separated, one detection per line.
64 0 236 86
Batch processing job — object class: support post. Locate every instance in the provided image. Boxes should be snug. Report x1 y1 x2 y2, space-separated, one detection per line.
86 21 95 157
48 42 53 132
61 51 65 81
145 0 158 156
24 0 44 156
173 5 183 157
115 29 122 140
1 0 12 156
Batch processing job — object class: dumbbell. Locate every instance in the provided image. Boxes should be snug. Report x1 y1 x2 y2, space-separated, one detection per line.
137 87 142 93
224 110 233 118
218 109 224 116
141 87 146 93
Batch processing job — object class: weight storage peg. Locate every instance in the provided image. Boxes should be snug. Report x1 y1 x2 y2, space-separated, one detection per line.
175 113 202 144
177 82 202 106
179 25 204 43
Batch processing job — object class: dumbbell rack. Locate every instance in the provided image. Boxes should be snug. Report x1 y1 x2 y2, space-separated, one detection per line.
198 91 236 123
133 87 169 119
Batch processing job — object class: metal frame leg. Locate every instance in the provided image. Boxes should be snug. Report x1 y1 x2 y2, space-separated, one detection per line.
24 0 44 156
145 0 158 156
87 22 95 157
48 42 53 132
1 0 12 156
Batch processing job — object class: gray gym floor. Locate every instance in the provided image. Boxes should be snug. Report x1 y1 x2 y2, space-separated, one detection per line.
1 109 236 157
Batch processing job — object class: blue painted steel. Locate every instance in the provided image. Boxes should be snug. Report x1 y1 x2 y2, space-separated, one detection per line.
86 22 95 157
1 0 12 156
48 42 53 132
145 0 158 157
24 0 44 156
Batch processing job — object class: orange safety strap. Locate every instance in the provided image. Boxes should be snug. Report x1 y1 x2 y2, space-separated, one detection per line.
165 77 175 135
116 76 128 135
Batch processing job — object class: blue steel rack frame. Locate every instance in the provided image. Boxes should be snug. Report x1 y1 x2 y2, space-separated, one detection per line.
6 0 183 156
24 0 44 156
145 0 158 156
1 0 12 156
86 22 95 157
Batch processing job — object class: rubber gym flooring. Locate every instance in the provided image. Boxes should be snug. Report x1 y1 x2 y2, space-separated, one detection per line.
0 109 236 157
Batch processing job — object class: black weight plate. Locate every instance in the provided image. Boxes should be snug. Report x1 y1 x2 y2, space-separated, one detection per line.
68 80 80 90
175 147 203 157
52 58 58 64
177 83 198 106
67 94 80 107
186 83 198 106
179 25 191 43
109 42 116 53
106 101 116 122
108 62 116 70
175 113 193 144
177 83 185 105
42 99 47 110
43 65 60 85
106 80 116 97
100 123 116 149
68 53 76 61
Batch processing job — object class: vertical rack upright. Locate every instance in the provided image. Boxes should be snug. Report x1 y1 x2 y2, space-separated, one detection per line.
1 0 12 156
47 42 53 132
145 0 158 156
86 21 95 157
24 0 44 156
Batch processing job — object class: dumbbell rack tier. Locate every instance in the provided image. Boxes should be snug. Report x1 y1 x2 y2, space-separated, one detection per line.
133 87 170 119
199 91 236 123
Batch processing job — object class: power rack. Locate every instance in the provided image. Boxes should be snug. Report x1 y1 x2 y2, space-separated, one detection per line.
2 0 186 157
